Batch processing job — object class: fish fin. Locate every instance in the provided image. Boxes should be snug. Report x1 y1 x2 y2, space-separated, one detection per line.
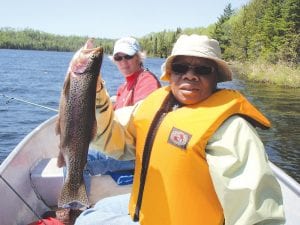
57 151 65 168
63 73 71 98
55 116 61 135
56 71 71 135
91 119 97 140
58 181 89 209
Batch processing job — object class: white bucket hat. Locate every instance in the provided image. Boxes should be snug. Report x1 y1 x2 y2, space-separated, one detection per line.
113 37 141 56
160 34 232 82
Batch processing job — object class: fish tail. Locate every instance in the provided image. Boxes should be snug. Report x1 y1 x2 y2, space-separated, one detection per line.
58 181 89 209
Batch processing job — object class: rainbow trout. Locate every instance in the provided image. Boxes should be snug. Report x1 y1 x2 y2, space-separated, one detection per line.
55 39 103 209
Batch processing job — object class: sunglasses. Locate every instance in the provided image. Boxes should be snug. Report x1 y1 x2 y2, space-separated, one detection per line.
113 54 135 61
171 63 215 76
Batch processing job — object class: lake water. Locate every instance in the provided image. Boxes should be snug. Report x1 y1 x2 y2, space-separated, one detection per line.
0 49 299 183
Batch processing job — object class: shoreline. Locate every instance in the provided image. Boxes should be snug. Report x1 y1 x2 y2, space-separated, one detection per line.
231 62 300 88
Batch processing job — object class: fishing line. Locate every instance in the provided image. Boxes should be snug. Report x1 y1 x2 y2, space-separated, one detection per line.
1 94 58 112
0 174 47 224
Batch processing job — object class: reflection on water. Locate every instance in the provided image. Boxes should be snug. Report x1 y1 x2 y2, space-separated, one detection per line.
220 77 300 183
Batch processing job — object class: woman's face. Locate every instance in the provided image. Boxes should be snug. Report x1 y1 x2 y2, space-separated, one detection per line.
114 53 141 77
169 56 218 105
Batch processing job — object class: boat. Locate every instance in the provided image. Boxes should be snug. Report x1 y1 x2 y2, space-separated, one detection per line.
0 115 299 225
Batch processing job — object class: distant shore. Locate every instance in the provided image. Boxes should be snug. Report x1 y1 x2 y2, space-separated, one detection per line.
231 62 300 88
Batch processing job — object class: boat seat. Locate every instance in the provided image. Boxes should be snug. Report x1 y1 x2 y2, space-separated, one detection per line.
30 158 131 207
30 158 64 207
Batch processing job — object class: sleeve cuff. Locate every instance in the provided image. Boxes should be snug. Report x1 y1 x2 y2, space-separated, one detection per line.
96 80 110 107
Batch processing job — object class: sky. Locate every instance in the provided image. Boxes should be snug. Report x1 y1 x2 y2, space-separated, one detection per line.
0 0 250 39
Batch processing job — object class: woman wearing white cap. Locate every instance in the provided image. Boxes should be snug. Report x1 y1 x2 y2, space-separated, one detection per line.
110 37 161 109
75 34 285 225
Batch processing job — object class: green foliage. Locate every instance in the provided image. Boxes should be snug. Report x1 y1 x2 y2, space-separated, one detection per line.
211 3 235 54
227 0 299 64
0 27 115 53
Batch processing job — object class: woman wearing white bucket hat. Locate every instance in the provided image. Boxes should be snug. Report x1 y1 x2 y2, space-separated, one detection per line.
75 34 285 225
161 34 232 82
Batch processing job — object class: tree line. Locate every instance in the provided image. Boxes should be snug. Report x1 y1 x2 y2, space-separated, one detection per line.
0 27 115 53
0 0 299 64
139 0 299 64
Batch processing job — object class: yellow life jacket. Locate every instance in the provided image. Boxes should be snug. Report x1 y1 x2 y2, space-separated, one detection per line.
129 87 270 225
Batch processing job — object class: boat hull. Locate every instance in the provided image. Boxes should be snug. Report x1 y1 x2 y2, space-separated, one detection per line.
0 116 59 225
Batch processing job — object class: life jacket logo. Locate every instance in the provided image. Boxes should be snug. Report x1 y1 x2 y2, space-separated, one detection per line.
168 127 191 150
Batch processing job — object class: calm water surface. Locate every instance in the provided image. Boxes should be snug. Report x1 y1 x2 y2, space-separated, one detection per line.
0 49 299 183
241 82 300 179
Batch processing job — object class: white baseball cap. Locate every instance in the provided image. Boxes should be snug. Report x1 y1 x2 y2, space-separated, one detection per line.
113 37 141 56
161 34 232 82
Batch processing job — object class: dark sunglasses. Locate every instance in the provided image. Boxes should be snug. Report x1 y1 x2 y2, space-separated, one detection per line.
113 54 135 61
171 63 215 76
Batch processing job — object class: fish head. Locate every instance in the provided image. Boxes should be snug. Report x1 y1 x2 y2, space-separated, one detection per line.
68 39 103 78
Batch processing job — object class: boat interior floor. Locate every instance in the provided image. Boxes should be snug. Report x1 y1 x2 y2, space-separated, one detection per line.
30 158 132 209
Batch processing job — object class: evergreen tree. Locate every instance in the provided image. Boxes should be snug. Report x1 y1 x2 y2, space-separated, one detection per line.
211 3 235 54
277 0 300 63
